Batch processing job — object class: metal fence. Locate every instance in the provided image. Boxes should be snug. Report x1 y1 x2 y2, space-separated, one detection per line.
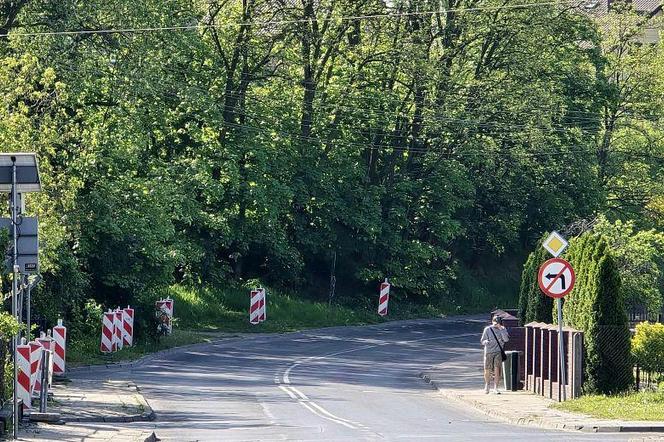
635 366 662 391
591 325 634 394
627 307 664 392
628 305 664 327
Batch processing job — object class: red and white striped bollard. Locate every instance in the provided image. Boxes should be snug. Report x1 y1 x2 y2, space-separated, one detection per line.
29 341 43 398
37 332 54 389
52 319 67 375
100 310 115 353
156 299 174 334
17 338 32 410
378 279 390 317
258 288 266 322
114 308 124 350
249 290 261 325
122 306 134 346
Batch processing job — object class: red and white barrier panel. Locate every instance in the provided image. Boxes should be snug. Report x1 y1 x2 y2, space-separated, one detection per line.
29 341 43 398
37 333 54 389
17 339 32 410
101 310 116 353
258 288 266 322
156 298 174 334
114 308 124 350
52 319 67 375
249 290 262 325
378 279 390 317
122 306 134 347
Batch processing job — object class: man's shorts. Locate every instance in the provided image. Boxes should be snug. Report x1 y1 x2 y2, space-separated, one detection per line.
484 352 502 371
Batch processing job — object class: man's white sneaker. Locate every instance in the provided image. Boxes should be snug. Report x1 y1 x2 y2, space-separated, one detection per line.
491 388 501 395
484 384 490 394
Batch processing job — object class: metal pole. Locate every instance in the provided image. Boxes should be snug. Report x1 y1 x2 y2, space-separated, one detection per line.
11 157 18 438
26 278 31 342
557 298 567 401
39 350 49 412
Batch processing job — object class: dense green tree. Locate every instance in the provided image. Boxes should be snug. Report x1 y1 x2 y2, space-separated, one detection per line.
593 216 664 314
0 0 659 340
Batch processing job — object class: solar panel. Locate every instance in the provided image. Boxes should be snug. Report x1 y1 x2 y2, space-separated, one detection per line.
0 153 41 192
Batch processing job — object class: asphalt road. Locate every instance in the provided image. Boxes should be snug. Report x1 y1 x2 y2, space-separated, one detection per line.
41 317 663 441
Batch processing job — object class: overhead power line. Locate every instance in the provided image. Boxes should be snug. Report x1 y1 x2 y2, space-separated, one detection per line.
2 0 590 38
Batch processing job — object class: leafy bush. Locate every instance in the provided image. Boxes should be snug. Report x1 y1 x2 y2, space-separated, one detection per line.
0 312 20 405
632 322 664 374
593 217 664 315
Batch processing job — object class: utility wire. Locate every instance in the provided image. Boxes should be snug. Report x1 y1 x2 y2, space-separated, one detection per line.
67 62 664 162
1 0 597 38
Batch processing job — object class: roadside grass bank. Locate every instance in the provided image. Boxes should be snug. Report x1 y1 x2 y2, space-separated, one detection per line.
552 391 664 421
67 329 213 366
68 283 518 367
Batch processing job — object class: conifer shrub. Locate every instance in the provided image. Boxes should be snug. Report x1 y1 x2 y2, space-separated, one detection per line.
521 233 632 394
518 235 552 324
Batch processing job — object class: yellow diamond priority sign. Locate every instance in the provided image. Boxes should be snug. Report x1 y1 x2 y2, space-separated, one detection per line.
543 231 568 257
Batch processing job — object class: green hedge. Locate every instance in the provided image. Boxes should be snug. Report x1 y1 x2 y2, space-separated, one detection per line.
562 234 632 394
520 233 632 394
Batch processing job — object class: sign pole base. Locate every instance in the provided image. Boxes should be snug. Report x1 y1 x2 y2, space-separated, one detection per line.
557 298 567 401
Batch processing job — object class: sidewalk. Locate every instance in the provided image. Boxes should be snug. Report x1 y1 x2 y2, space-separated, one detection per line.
32 378 154 424
421 359 664 433
19 379 156 440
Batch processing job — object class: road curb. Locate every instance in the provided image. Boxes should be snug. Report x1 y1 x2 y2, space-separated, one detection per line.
420 372 664 433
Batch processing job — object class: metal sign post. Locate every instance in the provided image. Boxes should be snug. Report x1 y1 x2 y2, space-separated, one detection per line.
557 298 567 401
0 153 42 439
541 230 573 402
11 157 18 439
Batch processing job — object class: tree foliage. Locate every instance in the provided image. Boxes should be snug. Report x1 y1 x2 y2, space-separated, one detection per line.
0 1 660 337
593 216 664 315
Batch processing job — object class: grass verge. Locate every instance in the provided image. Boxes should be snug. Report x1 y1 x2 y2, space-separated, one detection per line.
68 329 212 366
553 391 664 421
68 282 516 367
68 285 384 367
168 285 382 332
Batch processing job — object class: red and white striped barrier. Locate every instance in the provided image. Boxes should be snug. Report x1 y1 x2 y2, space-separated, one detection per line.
156 298 174 334
114 308 124 350
30 341 43 397
37 333 53 389
378 279 390 317
249 290 262 325
52 319 67 375
29 341 43 397
17 339 32 410
258 288 266 322
101 310 116 353
122 306 134 347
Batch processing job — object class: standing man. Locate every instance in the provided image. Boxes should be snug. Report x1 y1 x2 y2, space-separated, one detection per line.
480 315 509 394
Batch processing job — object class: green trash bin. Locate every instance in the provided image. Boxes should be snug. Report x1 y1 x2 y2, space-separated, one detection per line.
503 351 520 391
